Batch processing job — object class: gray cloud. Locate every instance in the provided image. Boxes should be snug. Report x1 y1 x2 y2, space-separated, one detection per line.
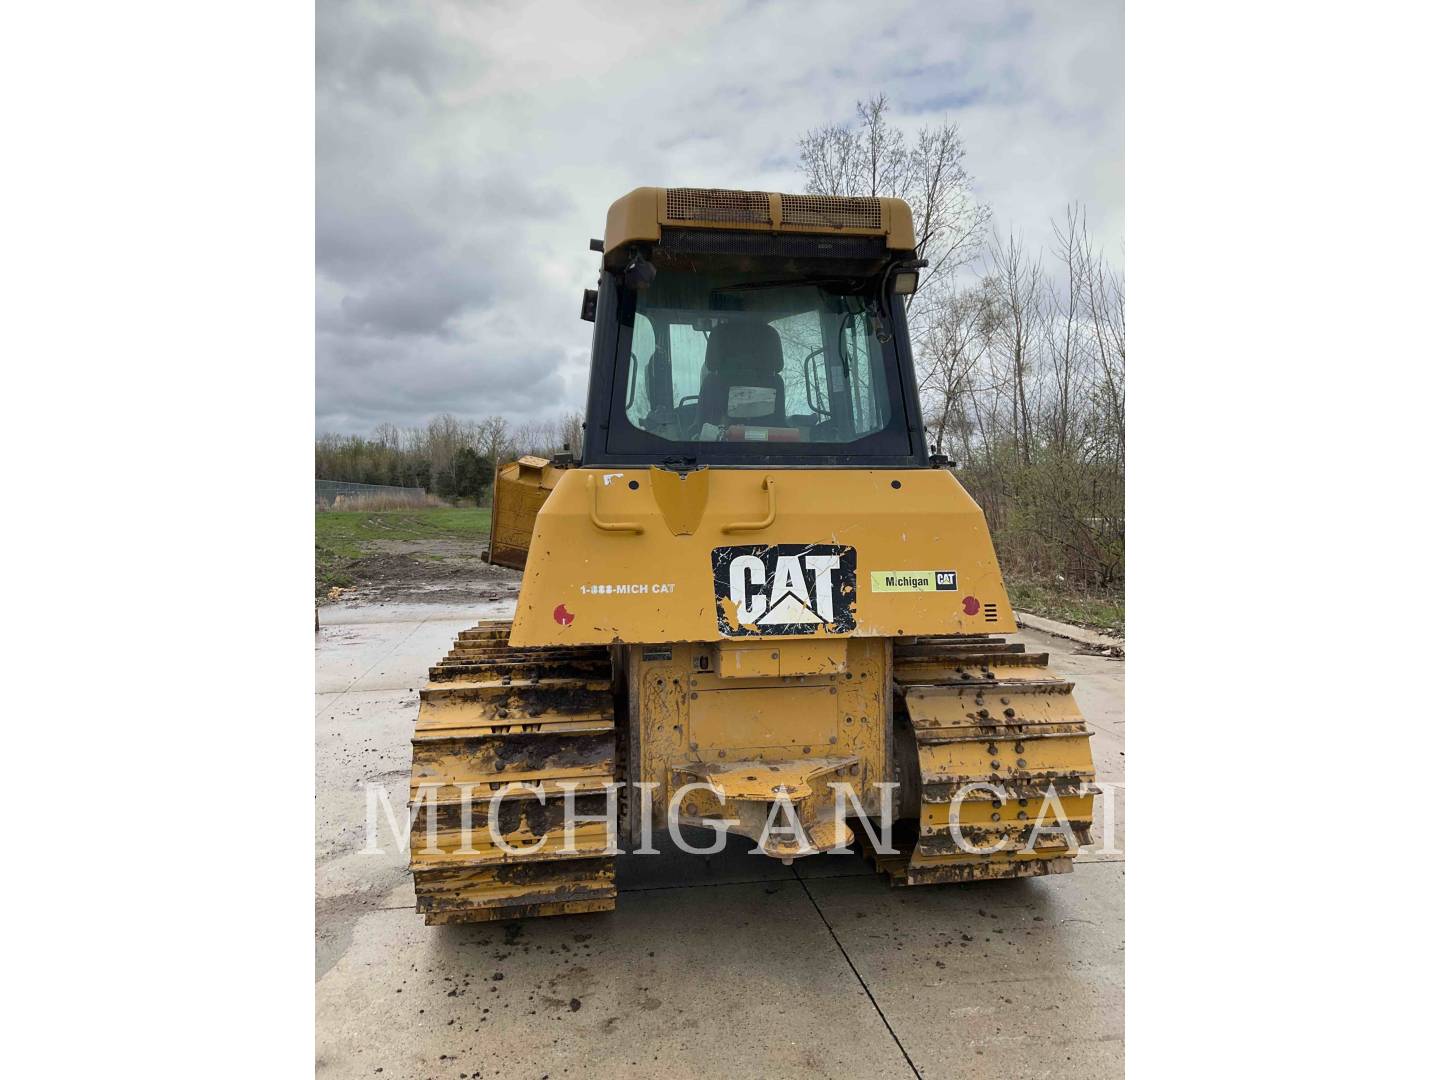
316 0 1123 435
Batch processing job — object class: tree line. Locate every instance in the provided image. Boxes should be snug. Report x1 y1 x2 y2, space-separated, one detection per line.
800 96 1125 590
315 412 583 504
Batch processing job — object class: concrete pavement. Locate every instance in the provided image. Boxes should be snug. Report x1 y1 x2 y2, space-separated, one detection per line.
315 601 1124 1079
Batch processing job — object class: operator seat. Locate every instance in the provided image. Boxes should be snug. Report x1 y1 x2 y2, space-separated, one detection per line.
697 320 787 427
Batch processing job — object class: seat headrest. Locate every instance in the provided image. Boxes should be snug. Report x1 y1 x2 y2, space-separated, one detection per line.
704 321 784 377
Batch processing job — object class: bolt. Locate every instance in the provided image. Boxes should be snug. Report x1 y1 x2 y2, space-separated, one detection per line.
1000 697 1010 705
828 735 838 744
1004 708 1016 719
802 745 811 754
987 744 998 755
1019 798 1029 807
991 760 1001 770
1016 758 1027 769
991 799 1001 809
771 652 779 660
718 749 726 758
1014 741 1025 753
977 709 990 719
991 812 1001 822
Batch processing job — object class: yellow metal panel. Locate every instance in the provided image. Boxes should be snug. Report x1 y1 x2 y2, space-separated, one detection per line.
488 457 561 571
777 641 847 676
601 186 918 264
602 185 662 258
689 684 838 751
625 639 890 827
713 639 845 678
715 642 780 678
647 464 710 535
510 467 1013 647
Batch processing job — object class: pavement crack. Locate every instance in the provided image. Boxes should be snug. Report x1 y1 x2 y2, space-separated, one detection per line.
792 868 922 1079
315 615 433 717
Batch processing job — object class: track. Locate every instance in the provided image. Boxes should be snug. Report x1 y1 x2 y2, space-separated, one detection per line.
408 620 620 924
408 624 1094 917
881 635 1096 885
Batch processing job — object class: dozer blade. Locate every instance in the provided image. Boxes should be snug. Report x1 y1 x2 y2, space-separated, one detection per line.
408 621 620 924
887 635 1096 885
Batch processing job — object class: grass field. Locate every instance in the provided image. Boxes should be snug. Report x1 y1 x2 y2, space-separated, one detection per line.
1006 576 1125 635
315 507 492 595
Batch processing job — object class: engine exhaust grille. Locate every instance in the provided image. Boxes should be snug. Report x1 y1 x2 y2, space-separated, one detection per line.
780 194 883 230
665 188 771 225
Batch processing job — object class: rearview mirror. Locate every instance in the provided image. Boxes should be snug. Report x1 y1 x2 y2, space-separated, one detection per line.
624 253 656 291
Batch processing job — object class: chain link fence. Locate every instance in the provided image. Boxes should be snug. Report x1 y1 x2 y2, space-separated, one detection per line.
316 479 431 509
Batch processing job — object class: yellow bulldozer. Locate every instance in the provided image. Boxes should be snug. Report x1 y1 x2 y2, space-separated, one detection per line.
409 187 1095 923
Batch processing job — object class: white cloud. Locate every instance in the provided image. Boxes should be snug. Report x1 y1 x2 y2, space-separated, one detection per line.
317 0 1123 434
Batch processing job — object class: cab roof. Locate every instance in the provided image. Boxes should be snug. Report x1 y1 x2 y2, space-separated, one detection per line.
602 187 917 267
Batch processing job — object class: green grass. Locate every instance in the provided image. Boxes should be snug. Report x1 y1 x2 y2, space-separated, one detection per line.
315 507 492 595
1006 576 1124 636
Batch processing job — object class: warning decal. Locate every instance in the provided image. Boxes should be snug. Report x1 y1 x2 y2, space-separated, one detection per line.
711 544 857 637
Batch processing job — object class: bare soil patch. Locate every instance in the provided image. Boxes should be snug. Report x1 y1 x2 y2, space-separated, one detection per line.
325 548 521 606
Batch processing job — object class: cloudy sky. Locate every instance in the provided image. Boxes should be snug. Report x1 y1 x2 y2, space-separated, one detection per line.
316 0 1123 436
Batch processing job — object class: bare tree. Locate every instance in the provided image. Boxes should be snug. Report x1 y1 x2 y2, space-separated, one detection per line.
983 229 1045 466
373 422 400 452
798 94 991 305
919 288 992 463
558 410 584 456
901 212 1125 591
473 415 510 468
1043 206 1087 458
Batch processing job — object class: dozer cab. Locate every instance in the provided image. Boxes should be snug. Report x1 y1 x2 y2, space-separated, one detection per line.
408 187 1095 923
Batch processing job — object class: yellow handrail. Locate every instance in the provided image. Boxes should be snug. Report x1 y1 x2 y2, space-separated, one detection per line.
587 474 645 534
721 475 776 533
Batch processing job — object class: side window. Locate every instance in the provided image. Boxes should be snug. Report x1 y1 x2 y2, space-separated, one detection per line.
844 314 888 435
668 324 708 407
771 311 825 423
627 312 655 419
846 317 870 431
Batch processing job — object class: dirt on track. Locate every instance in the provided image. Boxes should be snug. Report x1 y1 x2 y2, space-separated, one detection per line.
323 543 522 607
